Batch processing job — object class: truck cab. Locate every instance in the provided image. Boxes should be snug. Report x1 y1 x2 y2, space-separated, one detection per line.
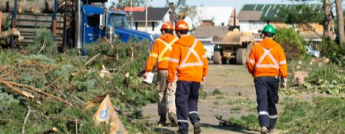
81 5 153 46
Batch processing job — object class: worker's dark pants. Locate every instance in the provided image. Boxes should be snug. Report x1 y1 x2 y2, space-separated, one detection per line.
175 81 200 134
254 76 279 130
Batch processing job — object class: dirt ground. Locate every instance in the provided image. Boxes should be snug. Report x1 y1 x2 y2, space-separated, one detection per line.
142 64 264 134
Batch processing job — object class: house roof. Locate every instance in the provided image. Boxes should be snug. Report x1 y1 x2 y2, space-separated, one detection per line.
238 4 322 21
124 7 146 12
193 25 229 38
185 7 236 28
237 11 263 21
127 7 169 22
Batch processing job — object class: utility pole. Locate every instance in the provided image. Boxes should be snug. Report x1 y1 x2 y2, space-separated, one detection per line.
169 2 175 25
130 0 133 29
145 0 148 32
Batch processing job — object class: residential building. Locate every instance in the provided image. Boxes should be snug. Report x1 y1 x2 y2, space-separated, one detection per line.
124 7 170 35
238 4 324 40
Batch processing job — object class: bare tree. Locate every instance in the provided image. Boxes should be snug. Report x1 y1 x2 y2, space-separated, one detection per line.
323 0 335 40
335 0 345 46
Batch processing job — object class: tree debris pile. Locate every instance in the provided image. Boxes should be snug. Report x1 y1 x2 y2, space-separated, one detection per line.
0 32 158 133
287 58 345 95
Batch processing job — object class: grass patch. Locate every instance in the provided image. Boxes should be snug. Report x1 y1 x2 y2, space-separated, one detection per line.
277 97 345 133
212 89 222 96
215 95 225 100
227 99 256 111
230 106 242 112
222 97 345 133
199 90 209 100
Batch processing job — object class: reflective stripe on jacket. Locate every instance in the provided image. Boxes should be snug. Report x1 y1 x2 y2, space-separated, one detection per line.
168 35 208 83
145 34 178 72
247 38 288 78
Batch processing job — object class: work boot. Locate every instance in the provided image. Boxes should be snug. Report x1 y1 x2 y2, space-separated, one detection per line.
158 114 167 126
261 126 268 134
168 112 178 127
193 122 201 134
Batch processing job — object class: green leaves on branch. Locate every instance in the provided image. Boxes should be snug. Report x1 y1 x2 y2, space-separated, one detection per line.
278 4 324 24
275 28 307 60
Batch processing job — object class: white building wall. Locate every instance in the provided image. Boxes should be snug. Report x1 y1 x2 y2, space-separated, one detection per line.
135 12 170 36
148 12 170 35
240 20 265 34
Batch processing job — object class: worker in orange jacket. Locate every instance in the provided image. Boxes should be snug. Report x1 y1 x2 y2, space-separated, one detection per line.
247 25 288 134
168 20 208 134
144 22 178 126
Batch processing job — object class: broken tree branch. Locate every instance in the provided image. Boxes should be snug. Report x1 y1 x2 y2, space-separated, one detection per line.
0 80 35 99
22 106 31 134
85 53 101 66
75 119 78 134
0 80 72 106
37 39 47 55
41 75 65 90
129 45 134 62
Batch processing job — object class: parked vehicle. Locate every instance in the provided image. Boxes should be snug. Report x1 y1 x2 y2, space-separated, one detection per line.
305 45 320 57
1 0 153 53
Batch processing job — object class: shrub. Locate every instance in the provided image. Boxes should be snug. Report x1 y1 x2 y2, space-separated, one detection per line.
320 38 345 66
275 28 307 60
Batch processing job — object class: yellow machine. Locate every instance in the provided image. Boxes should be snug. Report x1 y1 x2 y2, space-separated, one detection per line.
211 30 254 65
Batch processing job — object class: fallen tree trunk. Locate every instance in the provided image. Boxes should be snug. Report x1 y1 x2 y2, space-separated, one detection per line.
0 29 20 39
0 0 60 13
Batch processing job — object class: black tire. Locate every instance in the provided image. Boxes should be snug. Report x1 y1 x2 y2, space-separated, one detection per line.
213 51 222 64
236 48 247 65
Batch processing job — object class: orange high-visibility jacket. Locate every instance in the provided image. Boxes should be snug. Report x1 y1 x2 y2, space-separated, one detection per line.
145 34 179 72
168 36 209 83
247 38 288 78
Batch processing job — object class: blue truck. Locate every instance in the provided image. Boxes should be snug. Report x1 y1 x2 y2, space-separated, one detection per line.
79 4 154 48
6 0 153 52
